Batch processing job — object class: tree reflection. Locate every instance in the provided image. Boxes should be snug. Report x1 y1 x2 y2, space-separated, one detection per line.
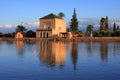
100 42 108 62
38 41 66 68
86 42 93 56
113 43 120 56
16 41 24 56
69 42 78 71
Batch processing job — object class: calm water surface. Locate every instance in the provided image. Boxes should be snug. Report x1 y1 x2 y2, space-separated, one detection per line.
0 41 120 80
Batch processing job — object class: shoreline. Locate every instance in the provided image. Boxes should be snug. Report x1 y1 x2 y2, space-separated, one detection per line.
0 37 120 42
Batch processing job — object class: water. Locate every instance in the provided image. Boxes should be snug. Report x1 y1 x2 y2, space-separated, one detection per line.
0 41 120 80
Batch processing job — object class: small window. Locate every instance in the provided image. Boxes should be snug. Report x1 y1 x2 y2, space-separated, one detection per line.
46 24 51 29
59 27 61 30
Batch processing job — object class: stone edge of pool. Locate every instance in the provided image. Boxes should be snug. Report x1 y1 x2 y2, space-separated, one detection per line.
0 37 120 42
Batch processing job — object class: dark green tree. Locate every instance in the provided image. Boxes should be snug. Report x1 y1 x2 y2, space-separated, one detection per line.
113 22 117 33
70 8 79 32
0 32 3 37
87 25 94 33
16 25 27 33
117 26 119 30
86 25 94 37
100 16 108 31
58 12 65 19
25 30 36 37
106 16 108 29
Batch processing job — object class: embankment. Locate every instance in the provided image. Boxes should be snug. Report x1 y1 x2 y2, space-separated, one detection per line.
0 37 120 42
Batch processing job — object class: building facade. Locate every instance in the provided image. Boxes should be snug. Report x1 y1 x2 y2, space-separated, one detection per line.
36 13 66 38
15 32 24 38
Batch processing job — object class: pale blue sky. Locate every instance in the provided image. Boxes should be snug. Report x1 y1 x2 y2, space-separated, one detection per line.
0 0 120 24
0 0 120 32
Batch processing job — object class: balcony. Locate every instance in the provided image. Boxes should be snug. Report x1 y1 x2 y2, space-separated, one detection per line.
36 28 52 31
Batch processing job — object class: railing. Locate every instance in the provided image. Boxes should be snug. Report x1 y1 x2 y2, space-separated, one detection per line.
36 28 52 31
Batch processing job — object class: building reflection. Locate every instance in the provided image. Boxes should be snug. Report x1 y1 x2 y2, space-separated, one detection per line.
113 43 120 56
38 41 66 67
15 41 24 56
100 42 108 62
69 42 78 70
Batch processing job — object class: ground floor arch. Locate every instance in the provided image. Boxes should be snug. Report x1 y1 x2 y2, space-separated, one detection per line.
37 30 51 38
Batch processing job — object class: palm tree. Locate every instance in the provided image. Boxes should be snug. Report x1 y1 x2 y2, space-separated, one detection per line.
87 25 94 37
58 12 65 19
16 25 27 33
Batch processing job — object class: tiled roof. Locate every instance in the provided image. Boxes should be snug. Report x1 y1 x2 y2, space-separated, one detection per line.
40 13 61 19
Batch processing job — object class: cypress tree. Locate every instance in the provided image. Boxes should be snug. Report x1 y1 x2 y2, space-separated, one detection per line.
117 26 119 30
106 16 108 29
70 8 79 32
113 22 116 33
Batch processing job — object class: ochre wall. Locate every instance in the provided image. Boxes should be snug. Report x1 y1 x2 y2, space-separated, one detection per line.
38 18 66 37
40 19 55 29
36 31 40 38
15 32 24 38
54 18 66 31
52 18 66 36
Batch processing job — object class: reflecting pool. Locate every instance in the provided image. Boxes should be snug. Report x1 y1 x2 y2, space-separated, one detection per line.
0 41 120 80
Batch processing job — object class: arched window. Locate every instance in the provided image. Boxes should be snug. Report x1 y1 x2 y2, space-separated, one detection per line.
46 24 51 29
40 32 42 38
43 32 45 38
46 33 48 38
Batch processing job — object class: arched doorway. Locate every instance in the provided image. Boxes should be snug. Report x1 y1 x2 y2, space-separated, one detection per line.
40 32 42 38
43 32 45 38
46 32 48 38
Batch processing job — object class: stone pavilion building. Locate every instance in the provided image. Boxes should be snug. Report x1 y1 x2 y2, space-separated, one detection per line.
36 13 66 38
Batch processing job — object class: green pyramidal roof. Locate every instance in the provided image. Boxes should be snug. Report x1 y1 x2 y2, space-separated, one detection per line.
40 13 61 19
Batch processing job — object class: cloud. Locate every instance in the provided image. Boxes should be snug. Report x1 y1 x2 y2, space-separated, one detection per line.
79 18 120 28
0 24 15 28
67 18 120 32
78 18 100 28
23 22 39 28
0 22 39 32
109 19 120 26
5 24 13 28
1 18 120 32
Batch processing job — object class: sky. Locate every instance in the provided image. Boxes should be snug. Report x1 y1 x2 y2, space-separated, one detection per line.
0 0 120 32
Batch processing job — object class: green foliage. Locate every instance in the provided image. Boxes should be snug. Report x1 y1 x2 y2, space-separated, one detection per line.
112 22 120 36
86 25 93 33
93 30 112 37
58 12 65 19
0 32 3 37
93 30 100 37
116 30 120 36
67 28 83 34
25 30 36 37
71 30 83 35
3 33 13 38
0 32 16 38
73 30 83 34
112 30 120 37
16 25 27 33
100 16 108 30
113 22 117 33
117 26 119 30
70 8 79 32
